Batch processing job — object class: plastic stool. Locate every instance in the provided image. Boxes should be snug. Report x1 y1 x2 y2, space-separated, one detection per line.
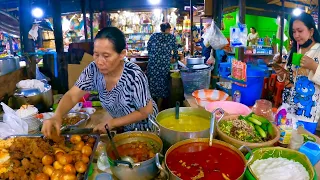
273 80 285 107
261 77 269 99
268 74 277 92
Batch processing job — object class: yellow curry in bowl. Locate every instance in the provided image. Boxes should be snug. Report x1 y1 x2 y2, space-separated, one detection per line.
158 114 210 132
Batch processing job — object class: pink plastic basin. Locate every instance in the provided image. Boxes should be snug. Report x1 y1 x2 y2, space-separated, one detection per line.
205 101 252 116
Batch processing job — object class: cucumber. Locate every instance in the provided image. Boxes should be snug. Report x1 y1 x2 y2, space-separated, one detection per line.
239 115 246 121
261 123 268 131
252 114 270 124
246 121 255 129
244 112 254 120
267 123 274 136
247 117 262 126
255 125 267 138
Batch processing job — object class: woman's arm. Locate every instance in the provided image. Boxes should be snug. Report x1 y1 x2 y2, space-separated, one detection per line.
109 100 153 128
310 64 320 85
54 86 87 118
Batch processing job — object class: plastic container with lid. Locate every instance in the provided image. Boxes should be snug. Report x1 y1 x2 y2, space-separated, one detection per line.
299 141 320 166
252 99 274 122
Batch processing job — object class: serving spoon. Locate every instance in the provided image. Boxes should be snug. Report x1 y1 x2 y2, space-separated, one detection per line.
209 108 225 147
105 124 135 164
175 101 180 120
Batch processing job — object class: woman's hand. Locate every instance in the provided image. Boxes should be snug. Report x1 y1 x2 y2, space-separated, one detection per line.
206 57 215 65
41 116 62 138
93 119 115 134
301 55 318 72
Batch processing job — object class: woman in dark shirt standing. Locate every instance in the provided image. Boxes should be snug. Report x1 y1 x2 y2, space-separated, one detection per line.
147 23 178 110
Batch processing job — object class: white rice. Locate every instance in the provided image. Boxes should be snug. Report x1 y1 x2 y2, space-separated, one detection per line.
250 157 310 180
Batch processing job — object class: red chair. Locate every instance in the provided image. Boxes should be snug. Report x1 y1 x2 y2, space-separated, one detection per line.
261 77 269 99
273 80 285 107
268 74 277 92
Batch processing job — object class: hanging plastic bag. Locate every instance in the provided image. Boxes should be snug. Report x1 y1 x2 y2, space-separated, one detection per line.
0 103 28 139
203 20 229 50
230 23 248 47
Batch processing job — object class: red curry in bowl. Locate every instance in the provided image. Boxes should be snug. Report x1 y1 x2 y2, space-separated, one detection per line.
166 142 246 180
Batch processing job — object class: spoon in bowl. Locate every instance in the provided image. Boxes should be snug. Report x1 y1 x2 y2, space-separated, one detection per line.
209 108 225 147
175 101 180 120
104 124 135 164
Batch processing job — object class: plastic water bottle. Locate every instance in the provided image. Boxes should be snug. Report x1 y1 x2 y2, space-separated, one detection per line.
97 146 110 172
97 151 110 172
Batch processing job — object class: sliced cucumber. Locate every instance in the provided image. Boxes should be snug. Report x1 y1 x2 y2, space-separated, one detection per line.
267 123 274 136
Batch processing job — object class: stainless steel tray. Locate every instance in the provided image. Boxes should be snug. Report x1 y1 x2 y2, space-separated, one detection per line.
4 134 100 180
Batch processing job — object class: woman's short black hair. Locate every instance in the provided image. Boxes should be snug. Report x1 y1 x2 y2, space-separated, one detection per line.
251 27 256 33
160 22 171 32
95 27 126 54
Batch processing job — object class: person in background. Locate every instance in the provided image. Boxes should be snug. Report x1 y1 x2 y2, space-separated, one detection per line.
147 23 178 111
273 12 320 134
196 23 215 65
42 27 158 137
248 27 259 46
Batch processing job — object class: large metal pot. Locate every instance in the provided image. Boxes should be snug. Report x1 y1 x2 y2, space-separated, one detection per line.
186 56 205 65
12 83 53 112
157 138 252 180
150 107 217 151
106 131 163 180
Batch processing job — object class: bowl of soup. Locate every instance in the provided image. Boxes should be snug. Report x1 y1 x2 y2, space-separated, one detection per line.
163 138 248 180
106 131 163 180
150 107 213 151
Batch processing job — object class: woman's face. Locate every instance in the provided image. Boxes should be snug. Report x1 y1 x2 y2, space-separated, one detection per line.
93 39 125 75
250 28 255 34
292 20 314 45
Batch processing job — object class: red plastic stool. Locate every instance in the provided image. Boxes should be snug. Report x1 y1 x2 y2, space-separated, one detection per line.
273 80 285 108
268 74 277 92
261 77 269 99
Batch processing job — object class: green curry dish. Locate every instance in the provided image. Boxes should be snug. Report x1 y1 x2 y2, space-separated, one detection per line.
219 119 263 143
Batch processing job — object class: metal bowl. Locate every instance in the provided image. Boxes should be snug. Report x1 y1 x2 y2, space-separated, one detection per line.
62 112 90 127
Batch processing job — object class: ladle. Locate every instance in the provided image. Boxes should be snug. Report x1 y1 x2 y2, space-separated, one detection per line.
175 101 180 119
104 124 135 164
209 108 225 147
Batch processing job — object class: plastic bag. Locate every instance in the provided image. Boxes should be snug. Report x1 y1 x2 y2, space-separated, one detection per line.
202 20 228 50
0 103 28 139
230 23 248 47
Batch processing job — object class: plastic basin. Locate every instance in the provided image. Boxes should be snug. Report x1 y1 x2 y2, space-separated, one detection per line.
192 89 229 108
205 101 252 115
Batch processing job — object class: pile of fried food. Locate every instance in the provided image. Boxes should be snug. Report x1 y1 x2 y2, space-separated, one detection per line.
0 134 95 180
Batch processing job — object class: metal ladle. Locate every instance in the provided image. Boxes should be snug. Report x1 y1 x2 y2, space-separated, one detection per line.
175 101 180 120
105 124 134 164
209 108 225 147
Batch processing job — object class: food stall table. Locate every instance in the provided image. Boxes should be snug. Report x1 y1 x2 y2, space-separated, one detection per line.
183 95 320 179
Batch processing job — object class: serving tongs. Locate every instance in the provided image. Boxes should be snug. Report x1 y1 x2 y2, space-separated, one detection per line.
209 108 225 147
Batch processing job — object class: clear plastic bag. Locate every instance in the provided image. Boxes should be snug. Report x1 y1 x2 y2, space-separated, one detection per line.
202 20 228 50
0 103 28 139
230 23 248 47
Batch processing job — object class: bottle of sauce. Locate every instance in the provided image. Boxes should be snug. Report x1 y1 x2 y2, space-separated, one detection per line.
277 110 293 148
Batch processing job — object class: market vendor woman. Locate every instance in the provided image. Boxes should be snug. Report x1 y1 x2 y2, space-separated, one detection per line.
274 12 320 133
42 27 158 137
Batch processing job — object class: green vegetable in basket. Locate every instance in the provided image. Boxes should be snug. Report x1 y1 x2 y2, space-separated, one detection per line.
267 123 274 137
248 117 262 126
252 114 270 124
260 123 268 131
255 125 267 138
